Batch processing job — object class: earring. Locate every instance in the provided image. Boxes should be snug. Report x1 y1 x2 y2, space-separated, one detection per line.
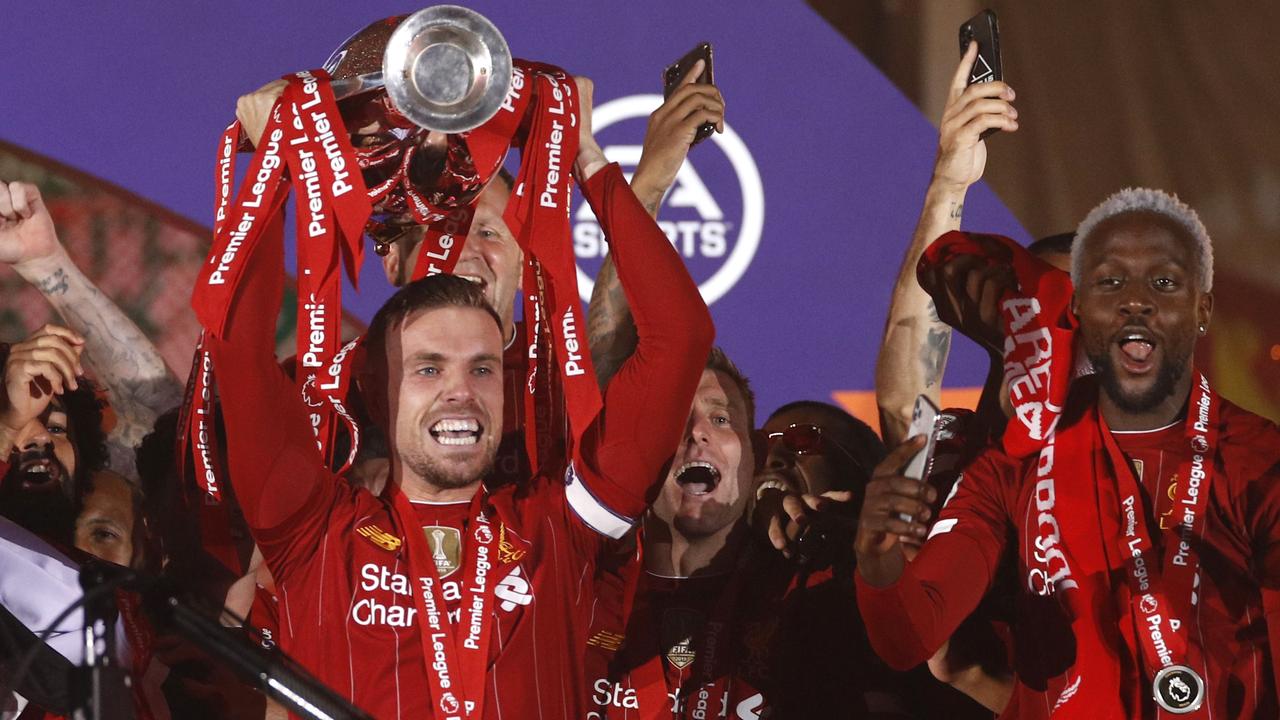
1198 324 1207 333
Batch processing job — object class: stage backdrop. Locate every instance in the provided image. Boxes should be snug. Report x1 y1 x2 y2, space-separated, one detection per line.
0 1 1028 426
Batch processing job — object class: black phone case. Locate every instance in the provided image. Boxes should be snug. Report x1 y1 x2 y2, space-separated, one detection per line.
959 9 1002 139
663 42 715 145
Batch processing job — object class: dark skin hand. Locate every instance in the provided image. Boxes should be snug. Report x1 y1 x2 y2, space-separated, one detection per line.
917 237 1017 356
854 436 937 587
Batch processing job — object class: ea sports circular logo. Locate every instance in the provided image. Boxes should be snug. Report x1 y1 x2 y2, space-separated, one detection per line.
573 94 764 306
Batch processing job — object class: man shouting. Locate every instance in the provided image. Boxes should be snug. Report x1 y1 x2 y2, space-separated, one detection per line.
207 75 713 720
856 189 1280 718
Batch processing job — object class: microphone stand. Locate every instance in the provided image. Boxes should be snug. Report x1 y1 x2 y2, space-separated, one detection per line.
144 588 374 720
69 562 135 720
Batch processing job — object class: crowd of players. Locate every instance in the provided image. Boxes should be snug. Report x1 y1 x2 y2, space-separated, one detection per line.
1 25 1278 720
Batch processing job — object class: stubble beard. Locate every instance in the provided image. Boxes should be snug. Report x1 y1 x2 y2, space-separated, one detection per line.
399 443 495 491
1087 346 1189 415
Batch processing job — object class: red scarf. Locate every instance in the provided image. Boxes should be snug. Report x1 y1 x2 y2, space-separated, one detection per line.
920 232 1218 717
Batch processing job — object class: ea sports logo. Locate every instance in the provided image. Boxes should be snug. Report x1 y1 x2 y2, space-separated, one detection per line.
573 94 764 306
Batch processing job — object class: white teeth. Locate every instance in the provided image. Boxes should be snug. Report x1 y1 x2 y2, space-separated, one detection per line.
677 461 718 476
756 479 790 495
435 435 478 446
431 418 480 433
457 275 484 286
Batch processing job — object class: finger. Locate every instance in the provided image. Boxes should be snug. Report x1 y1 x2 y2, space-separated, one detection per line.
945 98 1017 140
867 514 930 539
767 515 789 553
956 113 1019 145
782 494 808 525
679 59 706 88
879 493 932 522
949 41 980 100
35 324 85 346
874 436 927 478
18 360 67 397
957 80 1015 105
819 490 855 504
882 475 938 503
12 348 80 391
0 182 13 219
667 88 726 124
9 182 31 218
18 332 86 375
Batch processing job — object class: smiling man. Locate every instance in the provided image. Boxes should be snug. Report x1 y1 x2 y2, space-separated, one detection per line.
856 188 1280 718
207 78 713 720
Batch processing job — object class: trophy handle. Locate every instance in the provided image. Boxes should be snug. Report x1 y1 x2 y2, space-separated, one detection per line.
330 71 386 100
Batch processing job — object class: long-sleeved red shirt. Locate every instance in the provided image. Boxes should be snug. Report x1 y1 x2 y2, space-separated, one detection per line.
857 394 1280 718
208 163 713 719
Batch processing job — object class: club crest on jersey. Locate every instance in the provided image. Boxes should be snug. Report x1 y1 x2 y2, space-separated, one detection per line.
425 525 463 578
356 524 402 552
662 607 703 670
498 523 527 564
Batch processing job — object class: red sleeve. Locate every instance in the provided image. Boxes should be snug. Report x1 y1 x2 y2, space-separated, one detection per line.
204 218 337 571
567 163 714 531
856 449 1013 670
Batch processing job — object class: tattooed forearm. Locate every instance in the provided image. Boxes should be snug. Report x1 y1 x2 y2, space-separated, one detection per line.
587 255 638 393
34 268 69 296
949 202 964 220
35 261 182 476
920 318 953 389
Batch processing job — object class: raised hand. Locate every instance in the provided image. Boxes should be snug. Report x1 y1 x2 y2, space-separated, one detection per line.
756 487 855 565
918 236 1017 355
933 42 1018 192
632 59 725 217
1 325 85 437
572 75 609 182
235 79 289 148
0 181 64 274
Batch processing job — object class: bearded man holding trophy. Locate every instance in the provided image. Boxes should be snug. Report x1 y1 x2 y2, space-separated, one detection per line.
183 5 716 719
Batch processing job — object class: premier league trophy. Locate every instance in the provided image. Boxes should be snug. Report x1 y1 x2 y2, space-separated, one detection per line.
320 5 515 254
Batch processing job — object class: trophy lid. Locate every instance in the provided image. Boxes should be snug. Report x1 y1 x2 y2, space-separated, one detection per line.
380 5 513 134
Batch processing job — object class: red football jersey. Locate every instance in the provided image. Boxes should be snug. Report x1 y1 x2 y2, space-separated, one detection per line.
586 546 917 719
858 396 1280 718
207 163 713 719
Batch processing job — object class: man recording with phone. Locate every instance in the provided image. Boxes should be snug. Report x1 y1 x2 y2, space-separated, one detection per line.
857 186 1280 718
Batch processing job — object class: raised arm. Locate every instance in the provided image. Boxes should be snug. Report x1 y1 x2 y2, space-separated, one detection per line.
586 62 724 391
203 218 331 540
572 78 715 521
874 43 1018 447
0 181 183 478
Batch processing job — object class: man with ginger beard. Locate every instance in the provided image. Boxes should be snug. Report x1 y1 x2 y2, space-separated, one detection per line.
584 358 913 719
856 189 1280 718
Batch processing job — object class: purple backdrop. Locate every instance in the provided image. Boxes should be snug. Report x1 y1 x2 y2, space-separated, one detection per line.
0 1 1028 418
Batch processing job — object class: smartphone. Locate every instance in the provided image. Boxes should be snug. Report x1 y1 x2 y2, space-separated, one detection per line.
959 9 1002 139
663 42 715 146
898 395 943 523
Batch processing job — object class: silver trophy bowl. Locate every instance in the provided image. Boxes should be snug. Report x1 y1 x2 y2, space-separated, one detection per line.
328 5 513 134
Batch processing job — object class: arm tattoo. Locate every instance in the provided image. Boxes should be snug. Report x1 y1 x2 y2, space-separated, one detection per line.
920 302 952 389
586 255 638 392
949 202 964 220
34 269 69 296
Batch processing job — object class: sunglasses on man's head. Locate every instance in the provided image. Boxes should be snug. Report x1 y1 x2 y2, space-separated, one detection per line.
765 423 864 471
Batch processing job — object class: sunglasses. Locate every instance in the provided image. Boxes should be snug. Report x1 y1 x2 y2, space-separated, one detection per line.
765 423 865 473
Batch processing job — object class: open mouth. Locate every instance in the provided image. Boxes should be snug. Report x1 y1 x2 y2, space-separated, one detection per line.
1115 327 1157 374
675 461 721 496
429 418 483 447
15 457 63 492
754 473 799 498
